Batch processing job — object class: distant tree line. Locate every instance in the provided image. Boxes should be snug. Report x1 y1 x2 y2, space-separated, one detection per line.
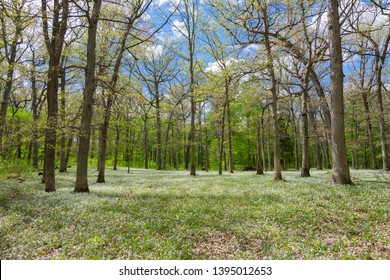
0 0 389 192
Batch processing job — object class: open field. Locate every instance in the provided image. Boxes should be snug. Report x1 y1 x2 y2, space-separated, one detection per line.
0 168 389 259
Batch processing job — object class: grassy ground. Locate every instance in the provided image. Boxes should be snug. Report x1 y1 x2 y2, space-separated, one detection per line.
0 168 389 260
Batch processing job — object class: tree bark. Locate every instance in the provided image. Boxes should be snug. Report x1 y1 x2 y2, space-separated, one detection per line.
163 112 173 170
197 103 203 169
0 3 24 157
41 0 69 192
267 111 272 171
374 51 389 171
97 97 112 183
204 111 209 172
359 47 377 169
219 101 227 175
64 135 73 169
156 85 162 170
261 113 266 171
30 51 40 169
143 116 149 169
113 124 120 171
97 15 136 181
327 0 352 185
362 91 377 169
59 57 67 173
226 89 234 174
309 110 323 170
310 69 332 137
189 65 196 176
263 7 282 181
301 64 311 177
290 97 300 171
74 0 102 192
256 117 264 175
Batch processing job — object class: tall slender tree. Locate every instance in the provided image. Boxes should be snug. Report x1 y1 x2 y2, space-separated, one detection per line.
41 0 69 192
133 44 175 171
173 0 200 176
74 0 102 192
327 0 353 184
0 0 30 157
97 1 154 182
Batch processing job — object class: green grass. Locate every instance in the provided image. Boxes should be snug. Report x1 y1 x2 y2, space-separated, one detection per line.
0 168 389 260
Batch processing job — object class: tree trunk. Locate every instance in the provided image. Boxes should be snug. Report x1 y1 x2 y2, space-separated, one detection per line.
204 115 209 172
374 53 389 171
310 68 332 138
197 103 203 169
172 127 178 169
290 98 300 171
261 114 266 171
301 65 311 177
189 87 196 176
327 0 352 185
0 5 23 157
163 113 172 170
267 111 272 171
363 141 368 169
263 8 282 181
247 119 252 167
41 0 69 192
359 47 377 170
362 91 377 169
44 62 60 192
31 54 40 169
113 124 120 171
185 131 191 170
0 66 16 157
219 101 227 175
224 151 227 171
75 0 102 193
256 117 264 175
59 134 67 172
64 135 73 169
323 139 331 169
125 127 131 173
97 16 134 180
156 87 162 170
97 97 112 183
143 116 149 169
309 110 323 170
59 59 67 173
226 94 234 173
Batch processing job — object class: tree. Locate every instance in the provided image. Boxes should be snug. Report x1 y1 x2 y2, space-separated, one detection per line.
96 0 154 182
0 0 31 157
134 44 176 171
202 23 240 174
74 0 102 193
41 0 69 192
346 0 389 171
26 41 47 169
327 0 353 184
209 0 305 180
172 0 201 176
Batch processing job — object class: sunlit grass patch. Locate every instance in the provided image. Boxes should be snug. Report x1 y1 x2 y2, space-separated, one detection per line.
0 168 389 259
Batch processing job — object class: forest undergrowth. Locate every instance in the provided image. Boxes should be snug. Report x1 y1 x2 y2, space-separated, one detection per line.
0 168 389 260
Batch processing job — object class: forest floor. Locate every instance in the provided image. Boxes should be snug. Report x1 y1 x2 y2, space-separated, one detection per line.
0 168 389 260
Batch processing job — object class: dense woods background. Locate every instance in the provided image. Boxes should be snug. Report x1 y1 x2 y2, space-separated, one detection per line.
0 0 389 192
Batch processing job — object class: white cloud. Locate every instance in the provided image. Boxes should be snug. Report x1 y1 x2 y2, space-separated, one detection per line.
205 61 222 73
155 0 181 7
145 44 164 58
205 58 241 73
172 19 187 38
